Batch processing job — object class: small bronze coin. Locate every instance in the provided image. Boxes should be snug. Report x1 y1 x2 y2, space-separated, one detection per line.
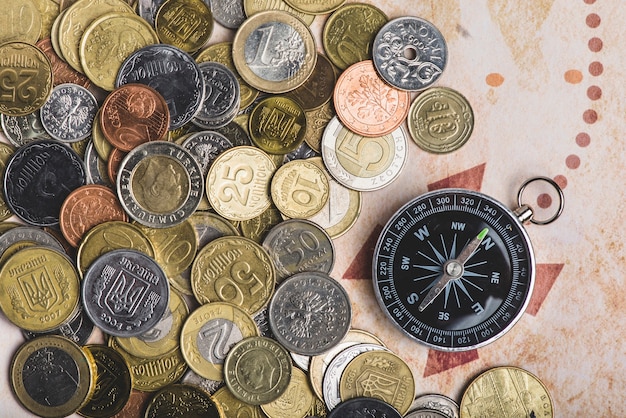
144 384 223 418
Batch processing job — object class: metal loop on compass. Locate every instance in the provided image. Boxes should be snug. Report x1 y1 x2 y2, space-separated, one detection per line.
516 176 564 225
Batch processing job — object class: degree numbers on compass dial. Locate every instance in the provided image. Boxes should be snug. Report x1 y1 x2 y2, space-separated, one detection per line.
372 189 535 351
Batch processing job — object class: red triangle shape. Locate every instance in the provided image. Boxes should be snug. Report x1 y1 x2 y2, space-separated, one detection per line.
342 224 383 280
526 263 564 316
428 163 486 191
423 349 479 377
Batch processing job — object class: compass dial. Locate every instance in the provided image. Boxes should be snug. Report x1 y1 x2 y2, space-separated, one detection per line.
372 189 535 351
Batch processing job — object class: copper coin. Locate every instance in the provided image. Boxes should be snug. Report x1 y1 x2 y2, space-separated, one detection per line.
333 60 410 137
59 184 128 247
100 83 170 152
36 38 92 89
107 147 128 185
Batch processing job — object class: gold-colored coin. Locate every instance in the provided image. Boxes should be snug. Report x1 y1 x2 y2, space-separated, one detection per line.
460 366 554 418
32 0 60 40
0 143 15 222
261 367 316 418
243 0 315 25
109 336 188 392
114 288 189 360
79 344 133 418
285 53 337 111
51 8 67 61
155 0 213 54
407 86 475 154
180 301 259 381
70 136 90 159
0 221 23 235
303 100 335 153
322 3 388 70
92 109 113 161
0 241 38 269
196 41 260 110
76 220 155 276
10 335 96 418
191 235 274 314
224 336 292 405
58 0 134 74
270 159 330 219
212 386 265 418
0 42 53 117
169 268 193 296
239 203 283 243
189 210 240 247
80 12 159 91
249 96 307 154
0 246 80 332
0 0 42 45
145 384 223 418
232 11 317 94
339 350 415 415
206 146 276 222
284 0 345 15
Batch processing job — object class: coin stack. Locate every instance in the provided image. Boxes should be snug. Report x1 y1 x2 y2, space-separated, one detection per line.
0 1 552 417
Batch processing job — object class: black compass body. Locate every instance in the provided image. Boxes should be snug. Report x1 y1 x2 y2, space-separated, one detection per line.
372 188 535 351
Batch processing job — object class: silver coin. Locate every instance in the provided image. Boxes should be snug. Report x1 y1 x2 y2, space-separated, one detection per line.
137 0 167 26
22 303 95 346
291 352 310 370
1 110 52 147
262 218 335 282
82 248 170 337
323 343 389 410
215 120 252 147
321 116 407 191
116 141 204 228
268 271 351 356
327 397 403 418
282 141 319 163
116 44 205 129
0 225 65 256
210 0 246 29
409 394 459 418
180 369 224 395
405 409 450 418
181 130 233 177
40 83 98 142
192 62 240 129
252 306 274 339
84 140 113 188
372 16 448 91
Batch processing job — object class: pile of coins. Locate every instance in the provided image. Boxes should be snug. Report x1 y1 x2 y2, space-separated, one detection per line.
0 0 553 417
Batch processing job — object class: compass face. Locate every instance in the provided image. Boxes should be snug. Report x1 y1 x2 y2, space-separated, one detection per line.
372 189 535 351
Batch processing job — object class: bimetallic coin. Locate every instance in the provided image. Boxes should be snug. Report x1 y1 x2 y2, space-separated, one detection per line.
0 0 42 45
206 146 276 221
10 335 96 418
232 11 317 94
269 271 351 356
193 62 240 129
145 384 223 418
116 44 204 129
270 159 330 219
117 141 204 228
191 236 275 315
322 3 388 70
333 60 410 137
0 42 53 117
460 367 554 418
249 96 307 154
262 218 334 282
407 87 474 154
40 83 98 142
213 386 265 418
180 301 259 381
182 130 233 177
1 111 52 147
327 397 402 418
210 0 246 29
373 17 448 91
261 366 316 418
79 345 133 418
82 249 170 337
0 246 80 332
224 336 292 405
22 303 95 346
155 0 213 54
321 116 408 192
410 394 459 418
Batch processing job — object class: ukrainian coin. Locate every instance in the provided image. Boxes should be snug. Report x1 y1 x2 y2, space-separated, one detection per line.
210 0 246 29
262 218 334 282
0 225 65 257
10 335 96 418
232 11 317 94
189 211 240 249
32 0 58 40
323 343 389 410
270 159 329 218
303 100 335 153
372 16 447 91
206 146 276 221
224 336 292 405
322 3 388 70
459 367 554 418
180 301 259 381
213 386 265 418
116 43 204 129
79 345 133 418
100 83 170 152
1 111 52 147
191 235 275 315
0 42 53 117
117 141 204 228
339 351 415 415
22 303 95 346
37 37 93 89
406 410 449 418
82 248 170 337
0 246 80 332
328 398 402 418
84 139 114 187
80 12 160 91
182 130 233 177
59 184 128 247
155 0 213 54
407 87 474 154
182 369 223 395
76 220 154 276
145 384 223 418
0 0 42 45
40 83 98 143
261 366 316 418
269 271 351 356
410 394 459 418
249 96 307 154
193 62 240 129
243 0 315 25
239 202 283 243
333 60 410 137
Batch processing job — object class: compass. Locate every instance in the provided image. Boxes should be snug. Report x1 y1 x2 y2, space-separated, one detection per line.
372 178 563 351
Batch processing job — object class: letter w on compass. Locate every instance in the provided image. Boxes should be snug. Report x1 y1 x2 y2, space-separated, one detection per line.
104 268 149 318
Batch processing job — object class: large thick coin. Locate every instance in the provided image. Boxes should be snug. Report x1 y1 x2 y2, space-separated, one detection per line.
328 397 402 418
144 384 223 418
82 248 170 337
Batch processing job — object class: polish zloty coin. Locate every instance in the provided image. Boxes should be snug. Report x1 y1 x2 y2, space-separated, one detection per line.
409 394 459 418
182 130 233 177
40 83 98 142
193 61 240 129
1 111 52 147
